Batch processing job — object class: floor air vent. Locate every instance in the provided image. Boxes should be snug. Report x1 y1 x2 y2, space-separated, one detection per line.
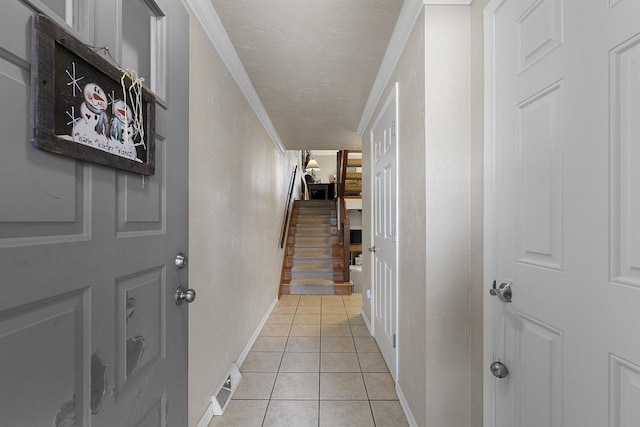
211 363 241 415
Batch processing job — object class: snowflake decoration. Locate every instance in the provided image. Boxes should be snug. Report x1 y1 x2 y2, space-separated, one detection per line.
65 62 84 97
66 106 81 127
108 90 117 109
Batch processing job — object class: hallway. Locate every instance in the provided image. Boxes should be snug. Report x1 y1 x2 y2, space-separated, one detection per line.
209 294 408 426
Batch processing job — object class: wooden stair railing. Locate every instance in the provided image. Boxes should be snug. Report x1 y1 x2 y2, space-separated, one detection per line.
280 165 298 248
337 151 351 284
340 198 350 283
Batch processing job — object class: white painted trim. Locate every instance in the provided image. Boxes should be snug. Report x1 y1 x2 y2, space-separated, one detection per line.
196 401 215 427
361 307 372 335
357 0 423 135
237 296 279 367
197 296 278 427
483 1 505 426
424 0 473 4
183 0 285 154
396 383 419 427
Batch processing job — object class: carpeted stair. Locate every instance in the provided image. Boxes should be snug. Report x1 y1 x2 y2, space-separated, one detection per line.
280 200 350 295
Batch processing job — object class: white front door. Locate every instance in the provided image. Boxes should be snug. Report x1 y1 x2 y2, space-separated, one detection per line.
486 0 640 425
371 84 398 379
0 1 189 425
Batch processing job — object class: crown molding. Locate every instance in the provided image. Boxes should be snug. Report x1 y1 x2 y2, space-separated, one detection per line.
357 0 424 135
184 0 286 154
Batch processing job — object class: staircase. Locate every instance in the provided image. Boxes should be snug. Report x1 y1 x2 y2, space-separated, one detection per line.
344 151 362 199
280 200 351 295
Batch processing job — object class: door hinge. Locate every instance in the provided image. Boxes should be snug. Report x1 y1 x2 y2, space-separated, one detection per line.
391 121 396 136
393 333 396 348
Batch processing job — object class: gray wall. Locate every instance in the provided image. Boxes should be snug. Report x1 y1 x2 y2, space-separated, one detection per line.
187 10 298 426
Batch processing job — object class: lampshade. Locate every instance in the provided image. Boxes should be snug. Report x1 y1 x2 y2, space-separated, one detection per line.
305 159 321 171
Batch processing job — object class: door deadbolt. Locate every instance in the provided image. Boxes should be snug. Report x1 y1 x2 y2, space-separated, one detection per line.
175 253 188 270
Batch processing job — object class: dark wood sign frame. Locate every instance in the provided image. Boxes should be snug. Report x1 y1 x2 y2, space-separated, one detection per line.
31 13 156 175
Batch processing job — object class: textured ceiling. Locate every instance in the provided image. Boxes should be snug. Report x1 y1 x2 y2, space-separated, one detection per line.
210 0 403 150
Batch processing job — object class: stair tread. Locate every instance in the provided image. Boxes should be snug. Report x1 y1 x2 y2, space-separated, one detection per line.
295 232 331 236
294 253 332 259
289 279 335 286
293 254 332 259
294 247 331 253
295 227 331 232
293 242 333 248
291 265 332 271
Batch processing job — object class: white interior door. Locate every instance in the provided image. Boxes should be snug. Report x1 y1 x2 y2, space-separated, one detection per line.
0 1 189 425
370 84 398 379
485 0 640 425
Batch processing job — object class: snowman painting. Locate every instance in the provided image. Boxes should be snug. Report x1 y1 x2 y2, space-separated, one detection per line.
109 100 139 161
82 83 110 137
70 82 111 151
110 100 137 143
59 60 146 164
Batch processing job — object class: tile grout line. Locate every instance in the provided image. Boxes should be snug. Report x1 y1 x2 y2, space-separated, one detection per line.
318 298 324 426
262 297 299 427
222 295 371 426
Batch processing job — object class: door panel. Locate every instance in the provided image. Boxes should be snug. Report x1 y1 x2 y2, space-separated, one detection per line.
610 32 640 288
515 312 562 427
0 291 90 426
116 138 165 236
371 85 397 379
488 0 640 425
0 0 188 425
515 81 563 270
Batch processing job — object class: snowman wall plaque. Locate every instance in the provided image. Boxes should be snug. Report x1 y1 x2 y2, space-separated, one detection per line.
31 14 156 175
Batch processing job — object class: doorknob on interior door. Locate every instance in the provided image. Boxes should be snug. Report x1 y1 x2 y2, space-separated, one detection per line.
368 247 378 253
490 360 509 378
175 286 196 305
489 280 512 303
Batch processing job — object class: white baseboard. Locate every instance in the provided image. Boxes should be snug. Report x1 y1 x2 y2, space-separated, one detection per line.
397 383 419 427
361 308 372 335
196 401 215 427
196 296 279 427
237 296 279 367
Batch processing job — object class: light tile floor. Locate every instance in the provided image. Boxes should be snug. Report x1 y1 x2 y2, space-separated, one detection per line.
209 294 409 427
